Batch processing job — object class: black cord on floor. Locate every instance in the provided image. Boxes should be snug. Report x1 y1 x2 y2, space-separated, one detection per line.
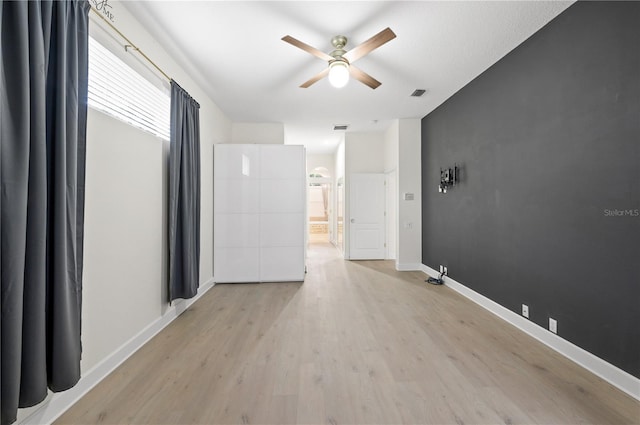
426 270 445 285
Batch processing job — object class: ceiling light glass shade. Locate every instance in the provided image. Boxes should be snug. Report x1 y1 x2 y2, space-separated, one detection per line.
328 60 350 88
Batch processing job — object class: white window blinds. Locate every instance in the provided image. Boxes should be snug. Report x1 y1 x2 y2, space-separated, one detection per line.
88 37 170 141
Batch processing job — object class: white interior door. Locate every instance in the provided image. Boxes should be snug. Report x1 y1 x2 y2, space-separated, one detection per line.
349 173 386 260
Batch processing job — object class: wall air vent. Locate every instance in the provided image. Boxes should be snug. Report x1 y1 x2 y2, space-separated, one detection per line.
411 89 427 97
333 125 349 131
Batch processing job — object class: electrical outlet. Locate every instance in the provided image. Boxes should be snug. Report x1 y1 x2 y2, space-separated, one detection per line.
443 266 448 276
439 265 444 273
522 304 529 318
549 318 557 334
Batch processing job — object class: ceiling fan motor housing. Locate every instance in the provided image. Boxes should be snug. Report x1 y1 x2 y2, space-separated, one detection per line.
330 35 348 62
331 35 348 50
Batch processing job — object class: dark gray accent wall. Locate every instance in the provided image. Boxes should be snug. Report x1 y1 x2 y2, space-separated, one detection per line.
421 1 639 378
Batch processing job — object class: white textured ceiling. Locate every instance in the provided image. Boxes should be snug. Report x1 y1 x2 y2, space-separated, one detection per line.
124 1 573 153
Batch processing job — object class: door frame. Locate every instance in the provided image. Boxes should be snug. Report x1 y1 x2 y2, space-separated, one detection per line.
307 176 332 243
385 169 397 260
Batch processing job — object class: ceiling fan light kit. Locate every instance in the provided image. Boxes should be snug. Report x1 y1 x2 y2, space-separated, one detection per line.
282 28 396 90
328 59 350 88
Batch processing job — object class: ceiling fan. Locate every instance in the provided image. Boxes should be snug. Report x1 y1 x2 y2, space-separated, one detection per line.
282 27 396 89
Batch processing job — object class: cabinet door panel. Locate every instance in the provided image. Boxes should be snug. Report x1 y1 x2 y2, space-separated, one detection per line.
214 144 259 180
260 179 305 214
214 179 260 214
259 145 304 180
214 214 259 248
214 247 259 283
260 213 304 247
260 247 305 282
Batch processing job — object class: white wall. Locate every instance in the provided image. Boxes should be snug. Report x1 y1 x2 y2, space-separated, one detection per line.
334 139 346 253
104 0 232 285
307 153 335 178
18 2 232 423
231 122 284 144
345 131 385 174
382 119 422 270
384 120 399 173
397 119 422 270
335 138 345 181
82 109 166 370
80 0 232 371
384 122 400 260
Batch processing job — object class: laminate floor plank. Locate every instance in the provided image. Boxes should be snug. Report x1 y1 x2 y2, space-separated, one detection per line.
56 243 640 424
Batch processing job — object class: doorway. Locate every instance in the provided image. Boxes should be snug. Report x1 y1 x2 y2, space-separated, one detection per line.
308 169 332 244
308 182 331 243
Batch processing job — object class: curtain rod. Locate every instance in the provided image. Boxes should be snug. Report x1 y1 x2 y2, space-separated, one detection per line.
90 7 171 82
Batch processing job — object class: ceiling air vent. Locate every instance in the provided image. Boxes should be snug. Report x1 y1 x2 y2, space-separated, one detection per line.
410 89 427 97
333 124 349 131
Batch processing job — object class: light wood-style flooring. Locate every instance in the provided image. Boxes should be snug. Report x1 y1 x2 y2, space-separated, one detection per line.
57 243 640 424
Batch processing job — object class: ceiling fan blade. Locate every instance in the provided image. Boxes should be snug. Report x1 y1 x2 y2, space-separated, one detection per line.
343 27 396 64
282 35 334 62
350 65 381 89
300 68 329 88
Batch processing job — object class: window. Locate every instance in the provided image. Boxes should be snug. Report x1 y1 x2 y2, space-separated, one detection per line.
88 37 170 140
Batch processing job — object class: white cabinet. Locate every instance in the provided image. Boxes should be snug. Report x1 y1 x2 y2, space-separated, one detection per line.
214 144 306 283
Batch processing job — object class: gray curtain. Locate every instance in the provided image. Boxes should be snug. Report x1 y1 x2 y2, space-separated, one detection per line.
0 1 90 424
168 80 201 302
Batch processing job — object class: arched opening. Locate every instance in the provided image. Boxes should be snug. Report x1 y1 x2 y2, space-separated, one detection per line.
308 167 332 243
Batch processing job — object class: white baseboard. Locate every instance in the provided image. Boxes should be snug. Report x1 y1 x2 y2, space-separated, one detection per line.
421 264 640 401
18 278 216 425
396 262 423 271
